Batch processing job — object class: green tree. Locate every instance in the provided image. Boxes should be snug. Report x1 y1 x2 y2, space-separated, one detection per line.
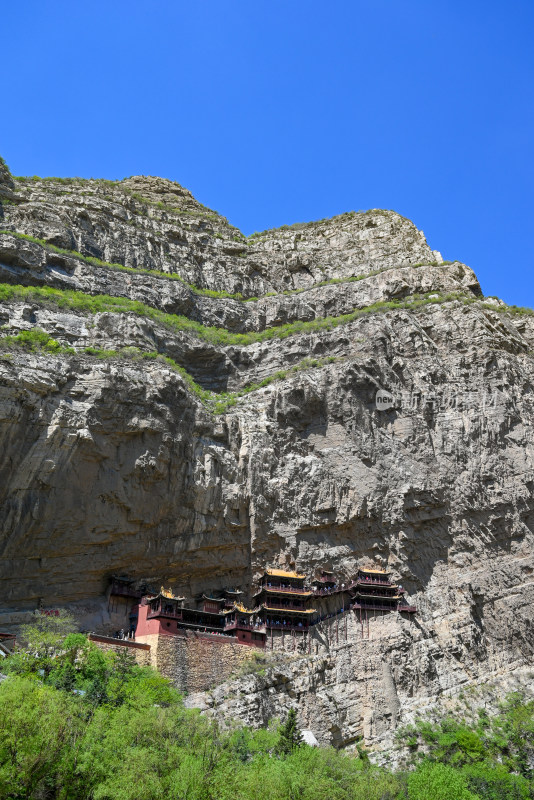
0 676 83 799
276 707 303 756
20 609 77 657
407 762 479 800
462 762 532 800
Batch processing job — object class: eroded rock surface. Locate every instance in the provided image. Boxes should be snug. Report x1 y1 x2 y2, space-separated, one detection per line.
1 157 533 749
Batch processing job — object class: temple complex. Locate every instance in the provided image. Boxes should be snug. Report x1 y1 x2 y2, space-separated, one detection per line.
109 565 416 650
92 565 418 692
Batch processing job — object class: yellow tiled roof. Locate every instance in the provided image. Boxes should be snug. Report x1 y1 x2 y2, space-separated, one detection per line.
263 605 316 614
234 603 258 614
222 603 260 615
265 568 306 579
159 587 185 600
358 568 389 575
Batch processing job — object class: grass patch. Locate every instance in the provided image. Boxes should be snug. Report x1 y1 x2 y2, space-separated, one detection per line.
0 327 74 354
14 175 119 187
0 332 214 405
233 651 273 678
1 290 526 414
490 303 534 318
0 282 471 350
0 230 461 306
0 230 246 301
0 331 339 413
0 284 482 414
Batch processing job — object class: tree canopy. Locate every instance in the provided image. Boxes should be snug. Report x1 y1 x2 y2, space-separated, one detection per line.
1 613 534 799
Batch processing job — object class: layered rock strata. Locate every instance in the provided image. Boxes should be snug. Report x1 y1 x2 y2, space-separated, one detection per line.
1 160 533 749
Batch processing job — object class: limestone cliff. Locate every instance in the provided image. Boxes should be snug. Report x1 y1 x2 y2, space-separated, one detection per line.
1 159 533 750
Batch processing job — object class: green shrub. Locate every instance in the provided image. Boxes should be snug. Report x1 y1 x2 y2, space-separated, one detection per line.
0 327 69 353
0 282 471 350
0 229 467 306
0 283 488 415
407 762 479 800
462 762 532 800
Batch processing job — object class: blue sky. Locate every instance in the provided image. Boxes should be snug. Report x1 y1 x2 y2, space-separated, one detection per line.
2 1 532 305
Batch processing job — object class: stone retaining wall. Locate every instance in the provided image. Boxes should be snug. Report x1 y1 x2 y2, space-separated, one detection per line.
136 630 255 692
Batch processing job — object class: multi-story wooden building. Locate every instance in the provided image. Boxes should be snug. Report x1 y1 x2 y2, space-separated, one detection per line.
253 569 317 631
350 568 416 614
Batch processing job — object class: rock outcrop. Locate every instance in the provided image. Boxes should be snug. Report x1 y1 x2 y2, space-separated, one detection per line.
1 159 533 750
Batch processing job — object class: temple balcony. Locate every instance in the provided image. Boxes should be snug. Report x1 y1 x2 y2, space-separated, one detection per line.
352 602 398 612
224 620 266 633
257 584 310 595
262 602 308 612
265 620 310 631
352 589 399 599
147 606 183 620
313 581 356 596
356 577 395 587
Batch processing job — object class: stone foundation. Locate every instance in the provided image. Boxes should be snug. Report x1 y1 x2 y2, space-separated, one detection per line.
136 630 256 692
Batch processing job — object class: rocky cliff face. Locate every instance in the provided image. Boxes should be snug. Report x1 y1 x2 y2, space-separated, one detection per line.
1 159 533 750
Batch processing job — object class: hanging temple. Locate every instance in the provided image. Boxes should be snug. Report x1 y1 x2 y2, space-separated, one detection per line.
108 567 417 650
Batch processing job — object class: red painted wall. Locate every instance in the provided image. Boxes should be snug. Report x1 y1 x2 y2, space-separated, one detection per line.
135 605 266 647
135 604 183 637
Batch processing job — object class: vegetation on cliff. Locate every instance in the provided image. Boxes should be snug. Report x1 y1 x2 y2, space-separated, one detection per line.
1 616 534 800
1 279 531 416
0 229 454 302
0 282 470 347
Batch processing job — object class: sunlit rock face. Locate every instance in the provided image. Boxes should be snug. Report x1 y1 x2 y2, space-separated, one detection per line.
1 160 533 749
